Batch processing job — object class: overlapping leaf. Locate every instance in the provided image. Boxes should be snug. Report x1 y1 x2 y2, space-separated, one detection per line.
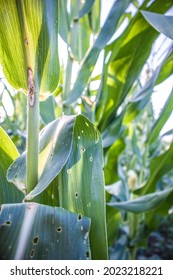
7 114 108 260
97 0 173 131
141 11 173 40
64 0 131 105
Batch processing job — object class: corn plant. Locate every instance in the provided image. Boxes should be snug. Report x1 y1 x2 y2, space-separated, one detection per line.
0 0 173 260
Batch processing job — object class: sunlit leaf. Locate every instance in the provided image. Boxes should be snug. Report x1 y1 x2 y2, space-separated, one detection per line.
64 0 131 105
147 90 173 145
0 0 60 97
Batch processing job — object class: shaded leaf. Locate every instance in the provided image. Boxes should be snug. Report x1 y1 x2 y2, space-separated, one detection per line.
40 96 56 125
0 127 23 204
104 138 125 185
0 203 91 260
108 187 173 213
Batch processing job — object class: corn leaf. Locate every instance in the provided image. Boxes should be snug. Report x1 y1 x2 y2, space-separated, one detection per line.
97 0 173 131
0 203 91 260
64 0 131 105
108 187 173 214
141 11 173 40
147 90 173 145
79 0 95 18
0 127 23 204
135 142 173 195
0 0 59 97
7 114 108 260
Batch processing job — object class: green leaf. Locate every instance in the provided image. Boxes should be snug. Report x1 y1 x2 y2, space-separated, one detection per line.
108 187 173 213
141 11 173 40
79 0 95 18
102 113 125 148
88 0 101 34
156 52 173 85
57 115 108 259
0 127 23 204
64 0 131 105
97 0 173 131
135 142 173 195
0 0 60 97
0 203 91 260
104 138 125 185
147 90 173 145
7 115 108 260
7 115 76 196
123 64 162 124
59 0 69 43
40 96 56 125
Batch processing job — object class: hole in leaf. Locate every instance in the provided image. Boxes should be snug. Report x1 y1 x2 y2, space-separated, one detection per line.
32 236 39 245
86 251 90 259
75 192 78 198
5 220 11 226
56 227 62 232
30 249 35 257
78 214 82 221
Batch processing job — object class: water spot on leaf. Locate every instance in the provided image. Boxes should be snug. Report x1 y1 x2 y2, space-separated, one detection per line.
51 194 54 200
81 130 84 133
81 147 86 153
67 169 71 174
89 156 93 162
85 122 89 127
78 136 81 140
32 236 39 245
81 226 83 231
87 202 91 208
84 232 89 239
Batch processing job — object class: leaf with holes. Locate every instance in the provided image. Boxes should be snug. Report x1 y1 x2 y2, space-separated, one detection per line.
7 114 108 260
0 203 91 260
